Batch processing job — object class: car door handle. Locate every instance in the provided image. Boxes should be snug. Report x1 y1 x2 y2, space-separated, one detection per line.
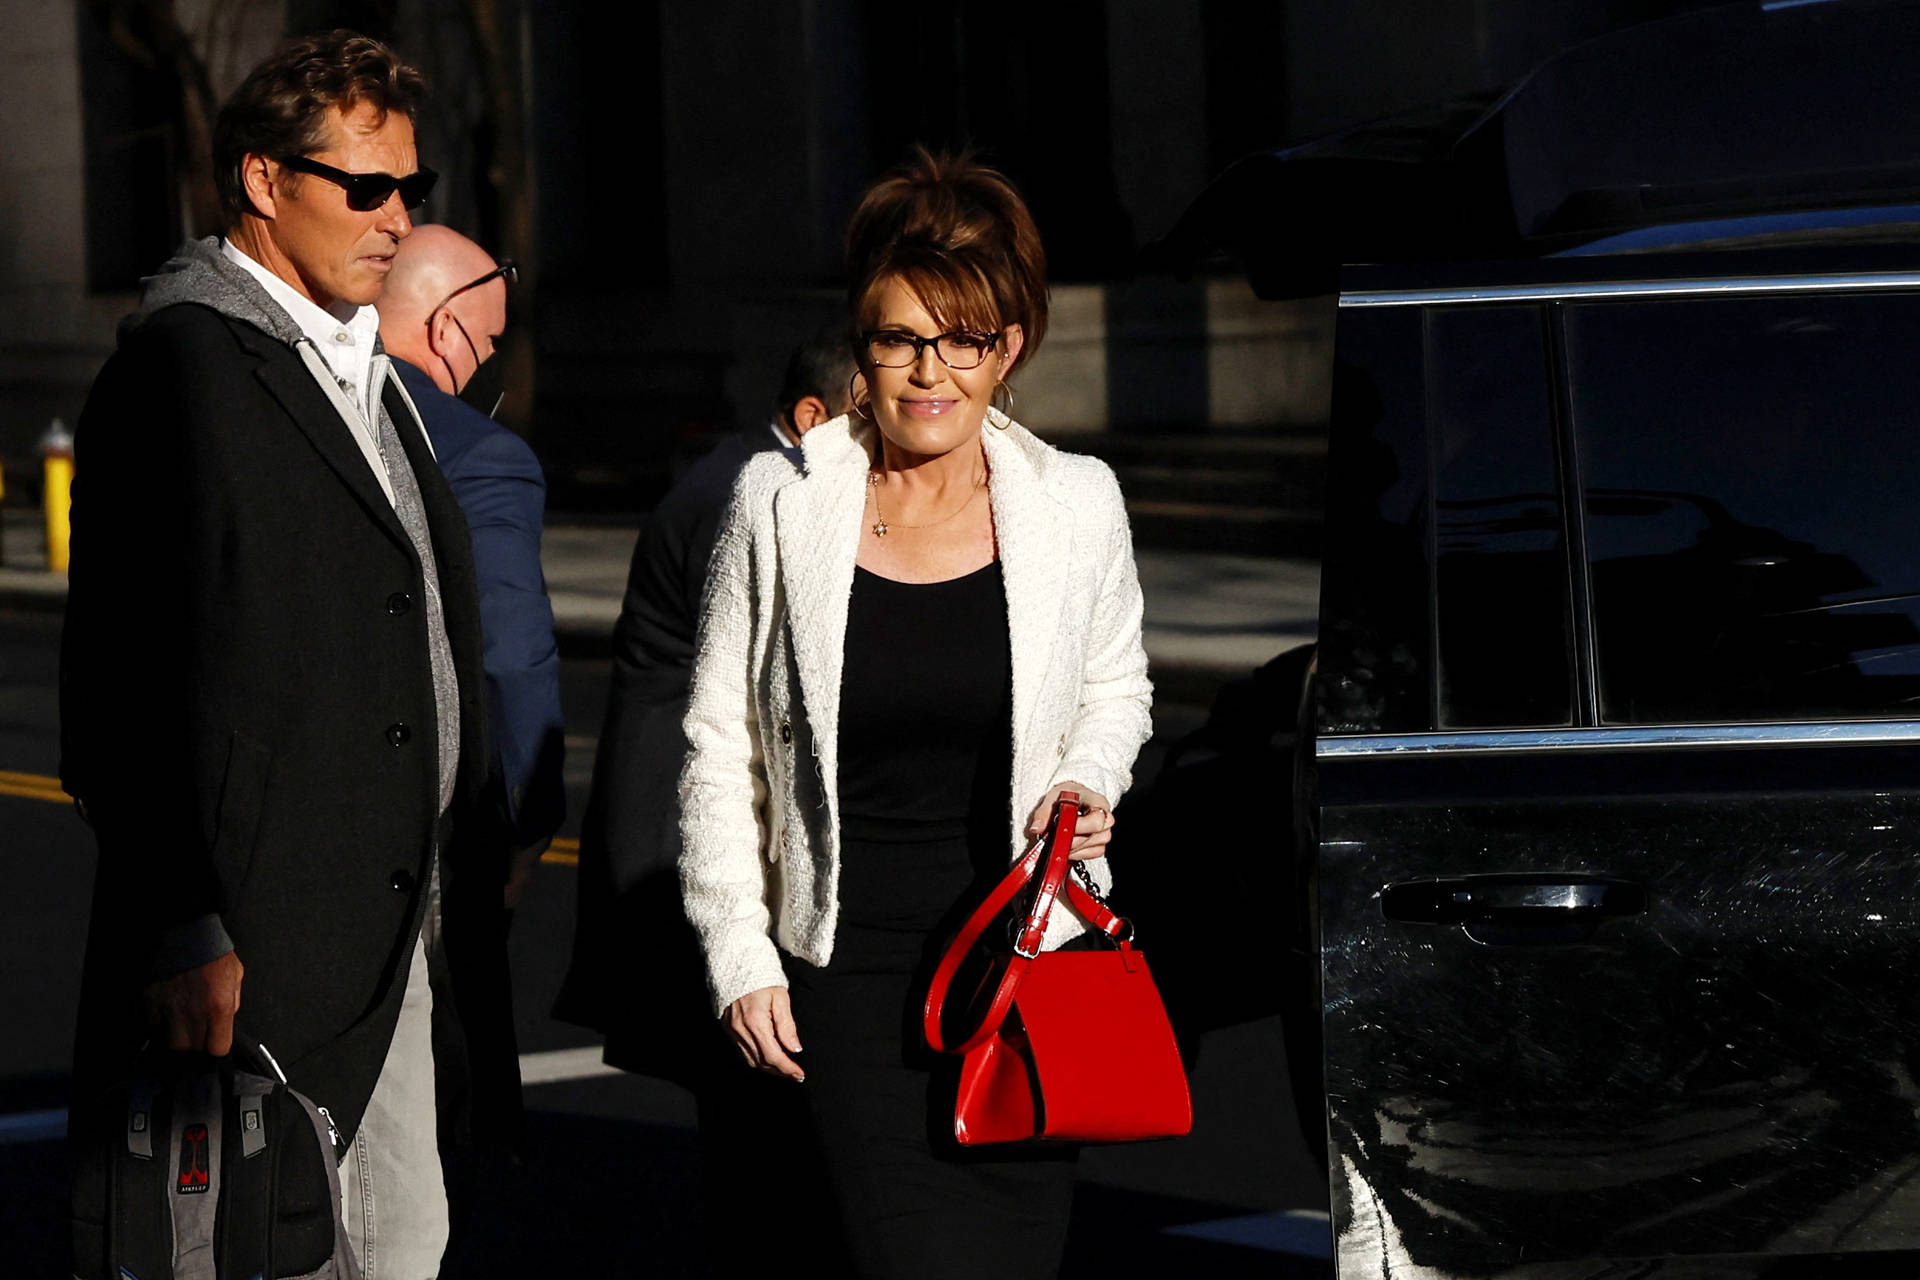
1380 874 1647 944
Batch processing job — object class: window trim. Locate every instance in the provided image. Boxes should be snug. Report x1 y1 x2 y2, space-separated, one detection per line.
1341 273 1920 308
1426 302 1579 730
1546 301 1600 726
1318 720 1920 758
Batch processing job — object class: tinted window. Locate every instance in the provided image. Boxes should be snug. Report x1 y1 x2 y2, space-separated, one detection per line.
1318 308 1432 734
1429 305 1572 728
1568 290 1920 723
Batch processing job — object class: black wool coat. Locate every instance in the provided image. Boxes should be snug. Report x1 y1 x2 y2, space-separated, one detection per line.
61 301 514 1146
553 426 784 1083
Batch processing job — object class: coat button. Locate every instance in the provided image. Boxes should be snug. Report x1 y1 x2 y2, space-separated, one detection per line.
386 592 412 615
386 723 411 746
390 869 416 893
779 721 793 745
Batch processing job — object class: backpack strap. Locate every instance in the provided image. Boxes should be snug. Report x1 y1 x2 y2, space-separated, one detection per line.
235 1075 271 1159
167 1067 223 1280
126 1080 156 1160
288 1091 368 1280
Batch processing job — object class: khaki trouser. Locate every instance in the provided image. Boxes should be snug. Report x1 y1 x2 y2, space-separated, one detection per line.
341 934 448 1278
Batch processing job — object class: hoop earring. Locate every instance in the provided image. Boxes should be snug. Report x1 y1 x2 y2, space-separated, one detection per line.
847 372 872 421
990 380 1015 424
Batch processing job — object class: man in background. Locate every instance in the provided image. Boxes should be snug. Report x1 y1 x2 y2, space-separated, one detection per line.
554 333 853 1265
378 225 564 910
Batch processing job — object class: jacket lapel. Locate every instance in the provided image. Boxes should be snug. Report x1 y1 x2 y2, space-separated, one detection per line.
775 417 870 758
384 377 489 798
252 349 411 552
984 418 1072 751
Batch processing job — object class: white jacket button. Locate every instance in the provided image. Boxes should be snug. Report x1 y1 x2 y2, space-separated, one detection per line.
1056 733 1067 757
779 721 794 745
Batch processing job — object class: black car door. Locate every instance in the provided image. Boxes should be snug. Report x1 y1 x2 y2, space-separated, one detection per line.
1317 281 1920 1276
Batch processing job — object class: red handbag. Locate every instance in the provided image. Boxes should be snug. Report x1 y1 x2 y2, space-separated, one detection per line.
922 792 1193 1145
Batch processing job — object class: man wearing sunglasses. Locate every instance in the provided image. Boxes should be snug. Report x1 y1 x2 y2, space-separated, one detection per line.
379 226 563 918
62 32 515 1279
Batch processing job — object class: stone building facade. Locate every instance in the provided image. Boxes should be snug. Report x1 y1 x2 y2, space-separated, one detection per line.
0 0 1706 524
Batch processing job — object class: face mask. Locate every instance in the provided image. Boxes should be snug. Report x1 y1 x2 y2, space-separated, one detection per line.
457 351 507 419
443 310 507 418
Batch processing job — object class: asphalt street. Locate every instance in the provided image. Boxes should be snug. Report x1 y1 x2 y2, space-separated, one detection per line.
0 604 1331 1276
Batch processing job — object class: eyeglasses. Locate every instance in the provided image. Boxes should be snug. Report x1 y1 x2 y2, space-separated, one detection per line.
864 329 1002 370
428 259 518 321
278 155 439 211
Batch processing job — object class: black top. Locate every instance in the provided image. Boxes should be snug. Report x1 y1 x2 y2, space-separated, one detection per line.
837 563 1012 844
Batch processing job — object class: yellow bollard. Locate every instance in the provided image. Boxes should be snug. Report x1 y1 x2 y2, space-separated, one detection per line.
41 418 73 574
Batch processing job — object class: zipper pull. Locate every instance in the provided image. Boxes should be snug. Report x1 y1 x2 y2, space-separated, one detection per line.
316 1105 343 1150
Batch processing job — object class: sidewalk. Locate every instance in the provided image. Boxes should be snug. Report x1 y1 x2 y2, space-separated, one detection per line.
4 510 1319 683
0 511 67 610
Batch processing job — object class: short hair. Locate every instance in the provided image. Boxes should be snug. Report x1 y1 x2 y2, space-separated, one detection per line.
845 147 1048 376
213 30 425 227
775 327 858 419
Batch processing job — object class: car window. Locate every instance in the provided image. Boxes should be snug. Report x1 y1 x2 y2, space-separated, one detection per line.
1429 305 1573 728
1567 290 1920 723
1318 308 1433 734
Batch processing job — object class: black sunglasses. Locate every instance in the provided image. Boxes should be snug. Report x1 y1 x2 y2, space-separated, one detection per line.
429 259 518 321
278 155 438 211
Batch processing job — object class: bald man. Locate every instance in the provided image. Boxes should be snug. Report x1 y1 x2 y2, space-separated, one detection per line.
381 226 564 920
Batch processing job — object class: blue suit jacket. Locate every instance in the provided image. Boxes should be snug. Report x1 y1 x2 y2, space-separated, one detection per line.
394 357 564 849
552 424 791 1079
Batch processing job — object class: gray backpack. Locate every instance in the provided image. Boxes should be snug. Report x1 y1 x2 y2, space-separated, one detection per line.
70 1039 363 1280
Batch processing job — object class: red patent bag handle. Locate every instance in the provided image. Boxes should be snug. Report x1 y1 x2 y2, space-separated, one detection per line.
923 792 1131 1055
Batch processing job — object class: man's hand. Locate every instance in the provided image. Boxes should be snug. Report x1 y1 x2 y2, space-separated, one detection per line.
144 952 245 1055
504 836 554 911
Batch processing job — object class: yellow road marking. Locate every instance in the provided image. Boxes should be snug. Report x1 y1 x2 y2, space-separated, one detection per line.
6 769 587 867
0 770 67 803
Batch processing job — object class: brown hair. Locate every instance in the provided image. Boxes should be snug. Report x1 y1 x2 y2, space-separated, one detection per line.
213 30 425 227
845 147 1048 376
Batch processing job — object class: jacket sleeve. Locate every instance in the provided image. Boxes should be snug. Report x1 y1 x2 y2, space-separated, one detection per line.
449 428 565 849
1051 463 1154 806
60 322 234 975
678 466 787 1014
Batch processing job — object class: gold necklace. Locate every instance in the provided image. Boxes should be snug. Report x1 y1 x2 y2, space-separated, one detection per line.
866 469 987 538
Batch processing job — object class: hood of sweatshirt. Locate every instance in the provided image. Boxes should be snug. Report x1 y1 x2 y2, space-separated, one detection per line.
124 235 314 349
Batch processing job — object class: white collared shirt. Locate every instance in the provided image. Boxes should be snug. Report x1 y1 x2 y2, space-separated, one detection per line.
221 239 392 493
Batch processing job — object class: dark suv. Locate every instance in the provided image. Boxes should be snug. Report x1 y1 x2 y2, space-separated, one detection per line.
1318 238 1920 1278
1157 3 1920 1274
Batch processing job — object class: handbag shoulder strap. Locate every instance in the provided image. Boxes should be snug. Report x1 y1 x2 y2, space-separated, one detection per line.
923 794 1131 1054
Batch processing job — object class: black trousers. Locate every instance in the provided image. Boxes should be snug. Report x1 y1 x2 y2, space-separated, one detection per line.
781 832 1076 1280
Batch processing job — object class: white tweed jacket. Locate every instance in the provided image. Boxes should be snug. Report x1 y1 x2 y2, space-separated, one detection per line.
678 409 1154 1014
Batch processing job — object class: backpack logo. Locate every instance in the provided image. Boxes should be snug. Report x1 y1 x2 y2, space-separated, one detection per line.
176 1123 210 1194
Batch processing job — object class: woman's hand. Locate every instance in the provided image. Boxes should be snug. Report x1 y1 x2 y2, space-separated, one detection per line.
725 986 805 1081
1025 783 1115 861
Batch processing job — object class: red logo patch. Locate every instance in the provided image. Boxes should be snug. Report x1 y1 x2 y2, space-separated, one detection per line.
176 1123 210 1194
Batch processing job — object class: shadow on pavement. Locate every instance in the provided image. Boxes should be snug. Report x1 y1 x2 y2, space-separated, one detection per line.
442 1113 703 1277
438 1109 1327 1277
8 1110 1331 1278
0 1138 67 1277
1064 1184 1331 1278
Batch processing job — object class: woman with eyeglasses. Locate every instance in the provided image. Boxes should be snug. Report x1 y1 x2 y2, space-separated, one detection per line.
677 148 1152 1278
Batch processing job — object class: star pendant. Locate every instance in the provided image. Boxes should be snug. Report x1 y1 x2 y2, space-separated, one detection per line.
872 519 889 537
